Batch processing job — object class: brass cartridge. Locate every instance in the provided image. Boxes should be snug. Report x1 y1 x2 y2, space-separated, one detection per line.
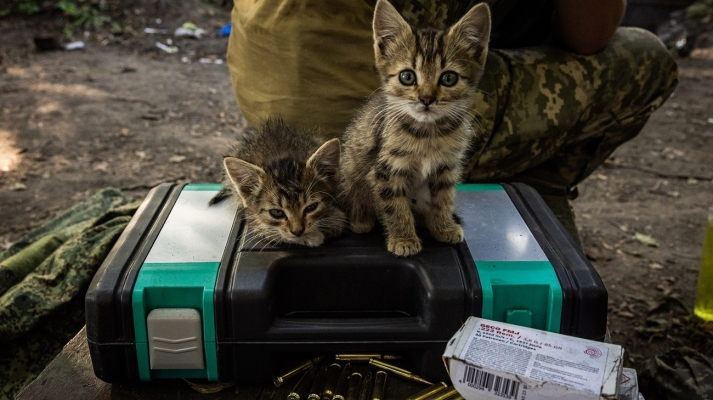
274 356 325 387
332 363 352 400
356 372 373 400
405 382 448 400
368 359 433 386
307 365 329 400
424 386 460 400
321 363 343 400
344 372 363 400
371 371 388 400
287 367 319 400
334 354 401 362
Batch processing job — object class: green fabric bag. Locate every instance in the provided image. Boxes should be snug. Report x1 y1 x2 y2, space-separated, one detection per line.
0 188 139 400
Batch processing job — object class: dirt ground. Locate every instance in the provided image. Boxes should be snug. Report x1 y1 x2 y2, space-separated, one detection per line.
1 2 713 392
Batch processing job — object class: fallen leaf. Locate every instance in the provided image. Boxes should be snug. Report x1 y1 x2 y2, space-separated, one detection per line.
618 311 636 319
9 183 27 191
169 155 186 163
51 155 70 166
141 113 161 121
111 66 136 74
702 322 713 335
586 247 613 261
649 262 664 270
93 161 109 172
184 378 234 394
634 232 659 247
657 281 675 296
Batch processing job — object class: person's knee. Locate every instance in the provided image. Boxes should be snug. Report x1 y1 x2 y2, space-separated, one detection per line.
608 27 678 99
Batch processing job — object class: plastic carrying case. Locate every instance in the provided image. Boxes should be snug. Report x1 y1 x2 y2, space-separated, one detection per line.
85 183 607 384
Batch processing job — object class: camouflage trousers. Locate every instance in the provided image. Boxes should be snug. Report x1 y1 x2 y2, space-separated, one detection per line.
228 0 678 191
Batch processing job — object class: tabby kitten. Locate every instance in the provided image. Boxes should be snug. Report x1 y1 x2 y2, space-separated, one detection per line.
213 118 346 247
339 0 491 257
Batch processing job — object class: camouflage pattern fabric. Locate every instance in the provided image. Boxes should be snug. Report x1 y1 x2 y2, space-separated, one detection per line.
465 27 679 189
0 188 139 400
229 0 678 193
0 234 68 297
639 347 713 400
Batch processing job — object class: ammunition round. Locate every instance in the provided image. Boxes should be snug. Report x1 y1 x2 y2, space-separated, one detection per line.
423 386 458 400
368 359 433 386
406 382 448 400
307 365 330 400
332 362 352 400
287 367 319 400
344 372 363 400
371 371 387 400
274 356 324 387
321 363 343 400
356 372 373 400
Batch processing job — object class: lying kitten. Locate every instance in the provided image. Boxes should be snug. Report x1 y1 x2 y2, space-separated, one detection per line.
212 118 346 247
339 0 491 257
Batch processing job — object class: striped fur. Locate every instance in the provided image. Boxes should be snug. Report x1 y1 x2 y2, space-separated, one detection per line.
216 118 346 247
339 0 490 257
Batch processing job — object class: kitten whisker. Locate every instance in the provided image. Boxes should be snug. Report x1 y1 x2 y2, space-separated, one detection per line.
475 87 493 98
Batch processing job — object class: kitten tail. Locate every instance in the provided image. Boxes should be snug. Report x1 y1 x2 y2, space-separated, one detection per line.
208 186 230 205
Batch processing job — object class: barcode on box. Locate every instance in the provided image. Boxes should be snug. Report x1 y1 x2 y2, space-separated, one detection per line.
462 365 521 399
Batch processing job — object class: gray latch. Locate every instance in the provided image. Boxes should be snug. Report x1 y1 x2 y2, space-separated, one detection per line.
147 308 205 370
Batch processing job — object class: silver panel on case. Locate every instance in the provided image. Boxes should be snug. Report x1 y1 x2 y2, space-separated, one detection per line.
455 189 548 262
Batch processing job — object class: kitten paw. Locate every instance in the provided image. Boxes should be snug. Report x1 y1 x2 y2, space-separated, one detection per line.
350 219 375 234
387 237 422 257
431 223 464 244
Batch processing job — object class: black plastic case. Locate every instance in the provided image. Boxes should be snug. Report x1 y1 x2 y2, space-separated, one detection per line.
85 183 607 384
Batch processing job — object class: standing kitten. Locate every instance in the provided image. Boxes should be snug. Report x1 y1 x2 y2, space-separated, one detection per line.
339 0 491 257
213 118 346 247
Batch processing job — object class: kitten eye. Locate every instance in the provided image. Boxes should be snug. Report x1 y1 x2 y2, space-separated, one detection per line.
398 70 416 86
268 209 286 219
303 202 319 214
439 71 459 87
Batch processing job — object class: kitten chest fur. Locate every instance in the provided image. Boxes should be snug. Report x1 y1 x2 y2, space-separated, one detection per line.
380 122 473 183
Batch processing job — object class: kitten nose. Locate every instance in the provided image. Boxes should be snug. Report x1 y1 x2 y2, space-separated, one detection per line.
419 96 434 106
290 227 304 237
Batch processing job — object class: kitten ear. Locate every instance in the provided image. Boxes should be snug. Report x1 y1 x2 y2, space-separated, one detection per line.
223 157 265 204
307 138 341 180
447 3 491 63
373 0 411 57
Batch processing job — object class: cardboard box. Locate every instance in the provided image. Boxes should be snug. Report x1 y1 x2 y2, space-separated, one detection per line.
443 317 624 400
618 368 641 400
